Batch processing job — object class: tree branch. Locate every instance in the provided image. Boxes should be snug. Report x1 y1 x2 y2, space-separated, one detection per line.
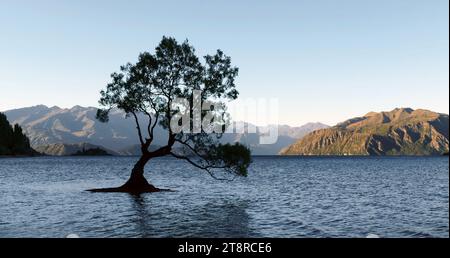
131 111 145 146
170 152 234 181
149 112 159 142
175 138 208 160
142 109 152 138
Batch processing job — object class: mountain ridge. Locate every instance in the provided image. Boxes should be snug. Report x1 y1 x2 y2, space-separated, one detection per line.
4 105 329 156
281 108 449 156
34 142 119 156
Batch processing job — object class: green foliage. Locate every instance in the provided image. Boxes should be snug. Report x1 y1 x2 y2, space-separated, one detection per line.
208 143 252 177
97 36 239 121
96 36 251 178
96 109 110 123
0 113 33 155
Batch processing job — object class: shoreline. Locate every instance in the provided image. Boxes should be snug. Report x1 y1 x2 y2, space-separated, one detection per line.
1 154 448 159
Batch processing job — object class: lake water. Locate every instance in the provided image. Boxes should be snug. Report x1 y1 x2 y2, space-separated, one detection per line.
0 156 448 238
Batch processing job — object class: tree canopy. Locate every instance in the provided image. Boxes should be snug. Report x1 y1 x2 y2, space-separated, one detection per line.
0 113 34 155
96 36 251 179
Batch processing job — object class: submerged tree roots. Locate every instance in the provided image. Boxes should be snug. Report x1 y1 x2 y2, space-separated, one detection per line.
87 173 171 194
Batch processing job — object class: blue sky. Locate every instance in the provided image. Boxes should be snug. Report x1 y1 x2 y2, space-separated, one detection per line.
0 0 448 126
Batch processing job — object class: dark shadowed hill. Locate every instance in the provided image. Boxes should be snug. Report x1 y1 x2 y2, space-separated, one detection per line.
281 108 449 156
0 113 35 156
72 147 111 156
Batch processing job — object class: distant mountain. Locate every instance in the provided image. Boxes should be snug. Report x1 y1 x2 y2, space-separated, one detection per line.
4 105 329 155
34 142 118 156
280 108 449 156
4 105 169 151
275 123 330 139
0 113 36 156
220 122 329 155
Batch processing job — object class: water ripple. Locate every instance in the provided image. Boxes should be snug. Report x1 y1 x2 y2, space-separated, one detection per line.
0 156 448 238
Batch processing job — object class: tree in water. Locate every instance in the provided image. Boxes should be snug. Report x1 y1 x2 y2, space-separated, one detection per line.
88 36 251 194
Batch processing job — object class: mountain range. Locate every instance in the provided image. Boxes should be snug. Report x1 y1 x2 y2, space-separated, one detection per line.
4 105 329 156
6 106 447 156
33 142 119 156
281 108 449 155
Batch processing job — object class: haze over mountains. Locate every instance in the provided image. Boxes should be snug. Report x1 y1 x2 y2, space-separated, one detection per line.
281 108 449 156
5 106 447 156
4 105 329 156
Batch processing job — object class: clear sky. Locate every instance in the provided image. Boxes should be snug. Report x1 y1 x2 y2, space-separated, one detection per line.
0 0 448 126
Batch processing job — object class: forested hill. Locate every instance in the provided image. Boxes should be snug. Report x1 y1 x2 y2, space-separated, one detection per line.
0 113 35 156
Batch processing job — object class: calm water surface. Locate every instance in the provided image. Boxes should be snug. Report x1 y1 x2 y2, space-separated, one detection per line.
0 156 448 238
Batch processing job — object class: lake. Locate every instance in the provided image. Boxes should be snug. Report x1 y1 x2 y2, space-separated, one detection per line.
0 156 448 238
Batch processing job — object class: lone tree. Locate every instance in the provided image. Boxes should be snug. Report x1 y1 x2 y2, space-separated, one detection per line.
88 36 251 194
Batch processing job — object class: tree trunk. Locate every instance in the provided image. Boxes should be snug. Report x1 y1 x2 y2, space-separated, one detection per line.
119 155 159 192
87 154 169 194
